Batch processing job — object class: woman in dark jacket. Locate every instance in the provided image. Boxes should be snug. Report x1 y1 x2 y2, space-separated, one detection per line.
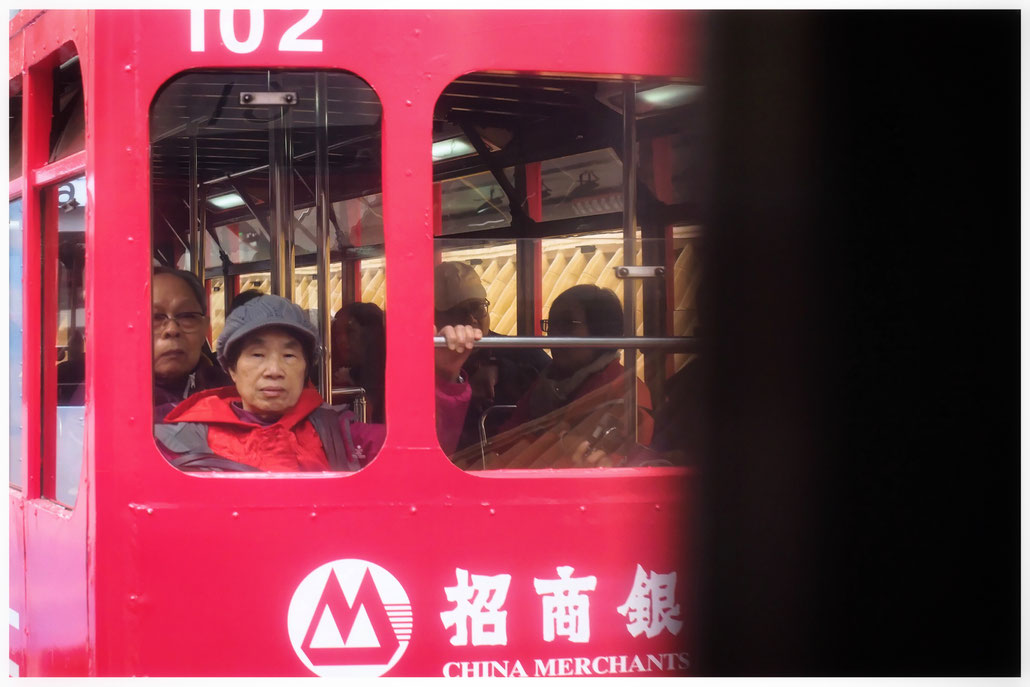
331 302 386 424
152 267 232 413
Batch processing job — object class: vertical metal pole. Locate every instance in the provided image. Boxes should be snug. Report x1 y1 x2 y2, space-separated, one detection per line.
283 109 295 296
621 82 639 443
432 182 443 265
267 75 281 295
222 256 232 318
514 164 543 336
188 127 204 278
314 73 333 400
268 74 295 297
641 221 666 404
525 163 544 335
197 188 208 296
217 223 236 317
513 165 530 336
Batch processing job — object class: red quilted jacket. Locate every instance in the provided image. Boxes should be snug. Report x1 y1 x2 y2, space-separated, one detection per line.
162 386 342 471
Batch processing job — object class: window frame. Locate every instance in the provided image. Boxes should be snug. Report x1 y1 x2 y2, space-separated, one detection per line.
15 43 88 506
148 66 386 478
429 71 699 475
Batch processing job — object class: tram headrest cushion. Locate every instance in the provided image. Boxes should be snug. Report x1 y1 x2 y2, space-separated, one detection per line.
434 261 487 311
216 294 319 371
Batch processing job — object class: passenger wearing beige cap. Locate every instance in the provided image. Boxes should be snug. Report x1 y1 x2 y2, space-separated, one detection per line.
434 262 551 450
434 261 491 332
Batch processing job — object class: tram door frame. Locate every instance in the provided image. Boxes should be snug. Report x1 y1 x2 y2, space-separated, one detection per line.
9 9 94 677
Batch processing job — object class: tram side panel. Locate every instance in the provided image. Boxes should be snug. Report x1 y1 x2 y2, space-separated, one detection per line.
118 467 694 677
9 497 26 677
22 502 90 675
81 9 700 676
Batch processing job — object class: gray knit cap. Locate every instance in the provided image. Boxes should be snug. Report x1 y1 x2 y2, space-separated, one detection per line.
215 294 319 370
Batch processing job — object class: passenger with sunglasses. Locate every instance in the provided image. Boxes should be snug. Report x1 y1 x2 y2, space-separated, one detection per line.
152 267 231 413
434 262 551 450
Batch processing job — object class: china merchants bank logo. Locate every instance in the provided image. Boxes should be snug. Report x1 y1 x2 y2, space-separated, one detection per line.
287 559 412 677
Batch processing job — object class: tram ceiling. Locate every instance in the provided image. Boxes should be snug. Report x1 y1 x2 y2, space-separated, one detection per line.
152 71 699 258
151 71 694 184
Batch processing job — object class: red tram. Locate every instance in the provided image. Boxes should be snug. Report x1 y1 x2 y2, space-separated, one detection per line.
8 10 701 676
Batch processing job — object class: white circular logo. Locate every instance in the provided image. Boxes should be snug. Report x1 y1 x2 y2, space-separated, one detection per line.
287 559 412 677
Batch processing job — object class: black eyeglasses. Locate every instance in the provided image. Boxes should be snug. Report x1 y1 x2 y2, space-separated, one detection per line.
540 317 584 333
153 311 205 332
441 299 490 321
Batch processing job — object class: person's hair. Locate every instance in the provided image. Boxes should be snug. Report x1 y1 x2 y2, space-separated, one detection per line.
228 289 265 314
335 301 385 376
339 301 385 332
552 284 623 338
153 266 207 315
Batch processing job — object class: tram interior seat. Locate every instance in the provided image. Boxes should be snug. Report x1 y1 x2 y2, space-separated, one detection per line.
330 387 368 423
452 381 648 470
456 354 699 470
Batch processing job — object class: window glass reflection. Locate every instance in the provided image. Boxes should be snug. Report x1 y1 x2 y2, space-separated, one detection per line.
52 176 87 505
9 199 23 486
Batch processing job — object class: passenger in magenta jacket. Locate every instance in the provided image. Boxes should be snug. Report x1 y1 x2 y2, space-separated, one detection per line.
155 294 479 472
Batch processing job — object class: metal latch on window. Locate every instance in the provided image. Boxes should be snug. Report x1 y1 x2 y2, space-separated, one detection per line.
614 265 665 278
239 92 298 106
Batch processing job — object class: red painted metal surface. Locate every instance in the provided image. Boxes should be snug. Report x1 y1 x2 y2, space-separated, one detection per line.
12 9 701 676
10 9 93 678
9 10 45 39
8 497 26 676
23 500 90 676
33 150 86 187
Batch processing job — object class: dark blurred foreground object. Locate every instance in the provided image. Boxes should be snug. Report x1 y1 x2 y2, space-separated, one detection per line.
697 11 1019 676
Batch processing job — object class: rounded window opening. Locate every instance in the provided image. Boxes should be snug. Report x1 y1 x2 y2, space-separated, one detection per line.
431 72 702 471
149 69 387 474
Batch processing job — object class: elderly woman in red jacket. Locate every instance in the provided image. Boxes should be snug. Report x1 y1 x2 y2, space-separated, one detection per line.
156 294 479 472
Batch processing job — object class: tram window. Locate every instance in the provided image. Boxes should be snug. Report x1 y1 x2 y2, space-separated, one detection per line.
150 69 387 474
434 73 701 470
10 79 22 180
48 52 85 162
538 149 625 224
10 199 24 487
45 176 87 506
440 171 515 236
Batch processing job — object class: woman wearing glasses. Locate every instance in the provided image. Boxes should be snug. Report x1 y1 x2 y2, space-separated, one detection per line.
434 262 551 450
152 267 232 414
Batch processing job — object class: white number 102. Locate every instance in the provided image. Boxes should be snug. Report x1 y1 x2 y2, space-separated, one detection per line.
190 10 323 53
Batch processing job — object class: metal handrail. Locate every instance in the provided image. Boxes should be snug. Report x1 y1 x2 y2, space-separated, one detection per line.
478 404 518 470
330 386 367 423
432 335 698 351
